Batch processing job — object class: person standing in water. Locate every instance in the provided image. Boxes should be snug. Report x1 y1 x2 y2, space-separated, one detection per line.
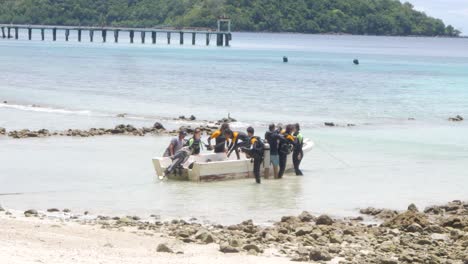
163 130 187 157
292 123 304 176
207 123 230 153
278 124 296 178
241 127 264 184
265 123 280 178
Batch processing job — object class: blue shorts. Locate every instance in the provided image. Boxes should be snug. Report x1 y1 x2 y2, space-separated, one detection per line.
270 154 279 166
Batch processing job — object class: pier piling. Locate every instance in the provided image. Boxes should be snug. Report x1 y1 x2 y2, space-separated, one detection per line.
216 33 223 46
130 30 134 43
225 33 231 46
0 24 232 47
114 30 119 43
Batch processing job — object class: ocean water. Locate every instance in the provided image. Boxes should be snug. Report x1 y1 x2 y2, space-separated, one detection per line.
0 32 467 224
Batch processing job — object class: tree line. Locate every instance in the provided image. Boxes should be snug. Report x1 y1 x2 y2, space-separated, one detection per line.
0 0 461 37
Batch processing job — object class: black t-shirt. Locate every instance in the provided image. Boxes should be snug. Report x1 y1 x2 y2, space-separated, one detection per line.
265 131 279 155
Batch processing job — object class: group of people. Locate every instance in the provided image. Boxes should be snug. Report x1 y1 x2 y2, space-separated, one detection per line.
163 122 304 183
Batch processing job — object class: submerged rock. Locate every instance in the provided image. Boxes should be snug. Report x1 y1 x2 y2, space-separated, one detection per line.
359 207 399 220
8 129 50 139
324 122 335 127
153 122 165 130
24 209 38 217
218 114 237 123
448 115 464 122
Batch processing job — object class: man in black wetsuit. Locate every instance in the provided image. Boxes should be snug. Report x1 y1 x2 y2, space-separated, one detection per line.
292 123 304 176
265 123 280 179
241 127 264 184
225 129 250 159
207 123 229 153
278 124 296 178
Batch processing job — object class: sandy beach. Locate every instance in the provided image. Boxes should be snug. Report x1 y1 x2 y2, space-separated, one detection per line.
0 210 290 264
1 200 467 264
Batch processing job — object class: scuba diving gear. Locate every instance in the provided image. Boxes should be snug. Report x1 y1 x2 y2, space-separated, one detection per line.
227 131 249 159
188 137 203 155
208 130 228 153
164 147 191 176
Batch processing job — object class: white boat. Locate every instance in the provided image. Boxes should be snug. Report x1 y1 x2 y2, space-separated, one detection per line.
152 139 314 182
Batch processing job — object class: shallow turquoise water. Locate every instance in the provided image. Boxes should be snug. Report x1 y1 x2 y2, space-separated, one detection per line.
0 32 467 224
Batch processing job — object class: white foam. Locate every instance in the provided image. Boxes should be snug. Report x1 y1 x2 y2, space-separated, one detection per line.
0 102 93 116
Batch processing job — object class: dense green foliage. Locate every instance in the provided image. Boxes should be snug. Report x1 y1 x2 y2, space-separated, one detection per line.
0 0 461 36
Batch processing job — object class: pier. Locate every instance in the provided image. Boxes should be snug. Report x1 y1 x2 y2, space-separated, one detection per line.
0 19 232 47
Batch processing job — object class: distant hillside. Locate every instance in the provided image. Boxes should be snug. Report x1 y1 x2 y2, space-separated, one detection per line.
0 0 461 36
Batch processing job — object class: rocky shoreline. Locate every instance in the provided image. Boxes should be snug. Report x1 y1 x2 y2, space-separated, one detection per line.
1 200 467 263
0 122 219 139
0 114 465 139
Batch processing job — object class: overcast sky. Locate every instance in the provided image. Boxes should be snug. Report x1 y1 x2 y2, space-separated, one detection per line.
406 0 468 35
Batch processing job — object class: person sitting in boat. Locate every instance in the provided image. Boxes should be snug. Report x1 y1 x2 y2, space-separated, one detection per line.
164 146 192 176
240 127 265 184
278 124 297 178
225 129 250 159
207 123 230 153
187 128 203 155
163 130 187 157
164 128 203 176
